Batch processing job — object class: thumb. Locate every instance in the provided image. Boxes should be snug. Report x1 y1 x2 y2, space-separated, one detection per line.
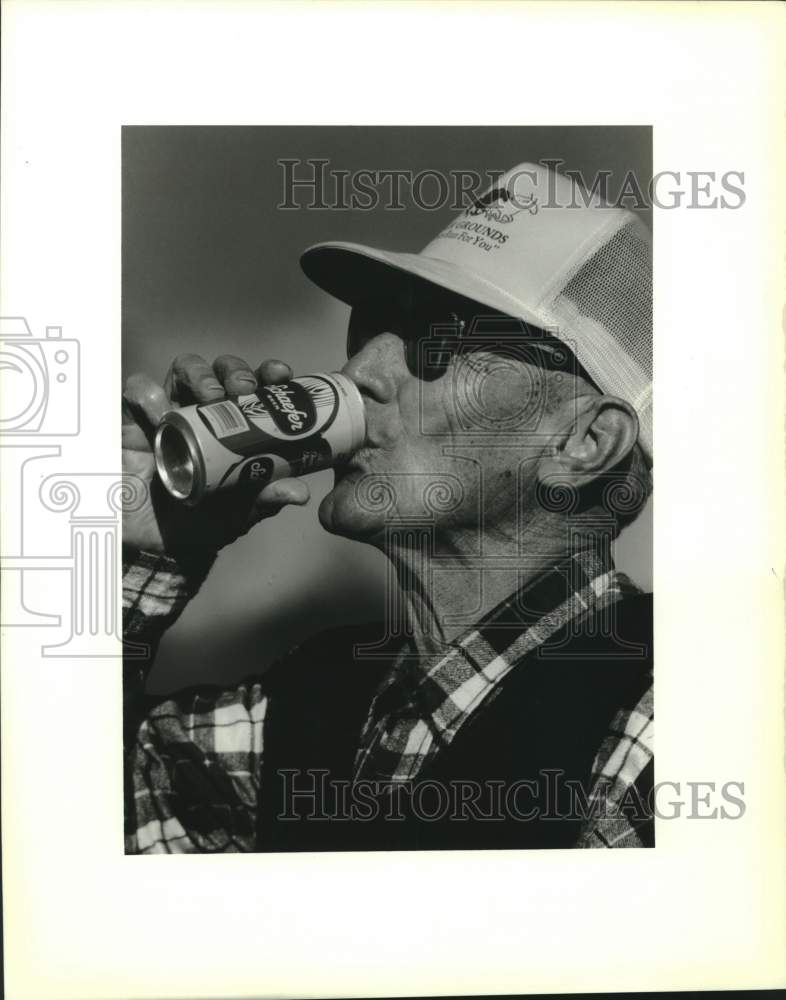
253 477 311 520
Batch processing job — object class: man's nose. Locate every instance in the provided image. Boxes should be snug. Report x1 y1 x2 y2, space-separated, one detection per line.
341 332 405 405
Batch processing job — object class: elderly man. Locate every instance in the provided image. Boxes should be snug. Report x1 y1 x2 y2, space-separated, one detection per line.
122 162 653 853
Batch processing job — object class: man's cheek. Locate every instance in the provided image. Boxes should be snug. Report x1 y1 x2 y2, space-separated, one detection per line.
399 382 453 439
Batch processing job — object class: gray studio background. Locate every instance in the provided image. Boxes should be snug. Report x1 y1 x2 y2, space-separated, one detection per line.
122 126 653 693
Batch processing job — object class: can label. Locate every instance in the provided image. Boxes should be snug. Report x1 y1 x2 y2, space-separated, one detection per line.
198 399 250 439
197 375 340 457
237 455 276 486
254 381 318 435
155 372 365 503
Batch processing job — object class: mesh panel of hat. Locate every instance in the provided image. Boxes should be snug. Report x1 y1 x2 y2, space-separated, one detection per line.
557 218 652 383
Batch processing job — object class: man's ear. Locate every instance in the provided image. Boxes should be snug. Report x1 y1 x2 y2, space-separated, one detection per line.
539 395 640 487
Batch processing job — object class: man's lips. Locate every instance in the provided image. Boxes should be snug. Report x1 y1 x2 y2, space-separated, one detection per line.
344 445 376 472
335 444 383 482
340 460 368 477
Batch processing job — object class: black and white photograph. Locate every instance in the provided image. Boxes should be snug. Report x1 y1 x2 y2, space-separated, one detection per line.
121 126 654 853
3 3 784 998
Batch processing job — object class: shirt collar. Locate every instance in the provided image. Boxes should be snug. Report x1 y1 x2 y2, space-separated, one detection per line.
402 541 631 672
354 543 639 785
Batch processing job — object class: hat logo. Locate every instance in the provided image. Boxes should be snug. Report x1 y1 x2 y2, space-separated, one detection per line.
467 185 539 223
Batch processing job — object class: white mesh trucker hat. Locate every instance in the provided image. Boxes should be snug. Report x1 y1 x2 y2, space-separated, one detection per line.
300 162 652 463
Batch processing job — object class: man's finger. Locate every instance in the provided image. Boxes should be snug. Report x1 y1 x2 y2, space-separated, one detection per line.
123 373 170 426
213 355 258 395
255 359 293 385
253 477 310 517
121 420 152 452
166 353 225 404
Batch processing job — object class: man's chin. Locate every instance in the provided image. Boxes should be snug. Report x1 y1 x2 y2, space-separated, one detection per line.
317 482 385 543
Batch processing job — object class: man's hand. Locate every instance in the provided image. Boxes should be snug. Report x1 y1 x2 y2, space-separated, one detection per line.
122 354 311 557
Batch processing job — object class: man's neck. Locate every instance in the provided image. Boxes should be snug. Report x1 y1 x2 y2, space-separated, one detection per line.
385 513 575 660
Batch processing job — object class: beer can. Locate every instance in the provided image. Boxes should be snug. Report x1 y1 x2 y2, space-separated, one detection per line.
154 372 366 506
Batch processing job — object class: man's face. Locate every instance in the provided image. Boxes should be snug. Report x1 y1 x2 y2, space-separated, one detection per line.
318 285 577 546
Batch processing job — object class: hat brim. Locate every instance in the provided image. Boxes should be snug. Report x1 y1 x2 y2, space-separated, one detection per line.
300 241 545 329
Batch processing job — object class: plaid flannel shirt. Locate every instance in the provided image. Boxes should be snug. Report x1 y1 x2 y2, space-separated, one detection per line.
123 548 653 853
